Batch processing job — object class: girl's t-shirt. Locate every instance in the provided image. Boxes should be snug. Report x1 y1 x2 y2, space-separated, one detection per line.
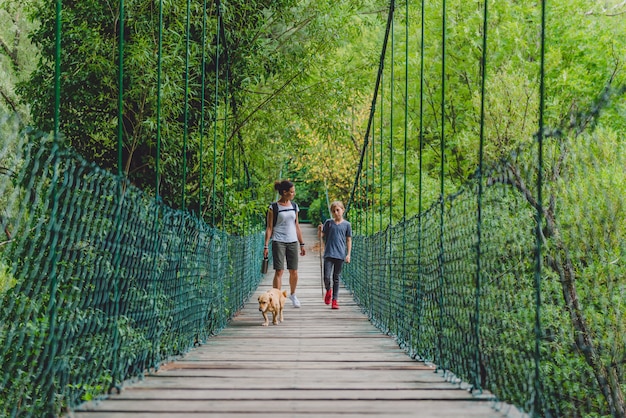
323 219 352 259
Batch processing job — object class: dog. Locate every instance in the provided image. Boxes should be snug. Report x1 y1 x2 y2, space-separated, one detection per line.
258 288 288 326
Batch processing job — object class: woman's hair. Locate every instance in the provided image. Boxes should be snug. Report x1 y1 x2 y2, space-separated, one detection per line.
274 180 294 195
330 200 345 211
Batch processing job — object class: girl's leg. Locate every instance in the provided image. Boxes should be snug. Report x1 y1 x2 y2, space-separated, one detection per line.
332 259 344 300
323 258 334 290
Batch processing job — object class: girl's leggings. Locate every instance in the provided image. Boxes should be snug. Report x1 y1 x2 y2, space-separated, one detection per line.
323 257 344 300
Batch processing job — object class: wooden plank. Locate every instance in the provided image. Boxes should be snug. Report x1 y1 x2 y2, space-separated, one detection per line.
71 225 513 418
109 388 476 401
75 399 508 417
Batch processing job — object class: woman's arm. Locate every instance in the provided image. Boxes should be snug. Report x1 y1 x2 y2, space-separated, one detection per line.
264 208 273 257
295 213 306 255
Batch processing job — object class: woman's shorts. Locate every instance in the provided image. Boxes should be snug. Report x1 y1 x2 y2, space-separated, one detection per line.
272 241 299 270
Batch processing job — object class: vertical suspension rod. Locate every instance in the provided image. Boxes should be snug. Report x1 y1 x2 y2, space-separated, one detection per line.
182 0 191 211
437 0 447 372
212 0 221 226
533 0 547 414
473 0 489 394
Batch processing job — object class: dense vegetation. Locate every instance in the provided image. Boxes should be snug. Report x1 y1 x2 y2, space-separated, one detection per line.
343 0 625 416
3 0 384 231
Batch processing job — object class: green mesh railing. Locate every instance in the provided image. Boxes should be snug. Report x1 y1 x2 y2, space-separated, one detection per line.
346 135 625 416
0 117 265 415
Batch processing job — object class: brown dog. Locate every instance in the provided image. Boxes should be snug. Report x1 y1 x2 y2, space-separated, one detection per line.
258 288 288 326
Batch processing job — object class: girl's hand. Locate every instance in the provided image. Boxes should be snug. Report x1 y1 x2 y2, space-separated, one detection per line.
345 255 351 263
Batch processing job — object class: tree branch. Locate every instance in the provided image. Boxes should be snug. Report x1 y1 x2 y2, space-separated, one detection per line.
227 65 308 142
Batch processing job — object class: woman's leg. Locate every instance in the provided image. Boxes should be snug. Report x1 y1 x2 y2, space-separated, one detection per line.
285 242 301 307
273 270 284 289
271 241 288 289
288 268 298 294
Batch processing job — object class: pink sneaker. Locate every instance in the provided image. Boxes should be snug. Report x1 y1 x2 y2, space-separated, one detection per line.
331 300 339 310
324 289 332 305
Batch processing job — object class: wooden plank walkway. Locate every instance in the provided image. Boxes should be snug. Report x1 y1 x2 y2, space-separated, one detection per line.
72 224 510 417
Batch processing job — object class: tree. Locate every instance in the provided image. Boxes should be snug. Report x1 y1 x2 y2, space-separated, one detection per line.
0 0 38 119
17 0 388 230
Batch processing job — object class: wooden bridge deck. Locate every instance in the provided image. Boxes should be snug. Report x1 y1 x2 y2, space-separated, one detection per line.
72 224 510 417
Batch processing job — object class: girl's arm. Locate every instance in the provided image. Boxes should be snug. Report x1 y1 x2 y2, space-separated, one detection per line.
345 236 352 263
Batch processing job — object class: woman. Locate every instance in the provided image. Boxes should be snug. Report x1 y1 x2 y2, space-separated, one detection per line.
264 180 306 308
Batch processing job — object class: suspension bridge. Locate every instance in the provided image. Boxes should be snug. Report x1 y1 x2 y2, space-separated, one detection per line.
0 0 624 417
71 225 512 418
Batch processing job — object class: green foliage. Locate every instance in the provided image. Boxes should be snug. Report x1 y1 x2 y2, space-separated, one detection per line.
12 0 387 233
0 0 38 119
352 0 626 230
307 197 324 225
0 260 15 293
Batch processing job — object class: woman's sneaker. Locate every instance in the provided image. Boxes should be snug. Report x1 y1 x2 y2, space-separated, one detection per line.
289 294 301 308
324 289 332 305
331 300 339 310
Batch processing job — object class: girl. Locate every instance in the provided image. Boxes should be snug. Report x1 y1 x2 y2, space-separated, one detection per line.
319 201 352 309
